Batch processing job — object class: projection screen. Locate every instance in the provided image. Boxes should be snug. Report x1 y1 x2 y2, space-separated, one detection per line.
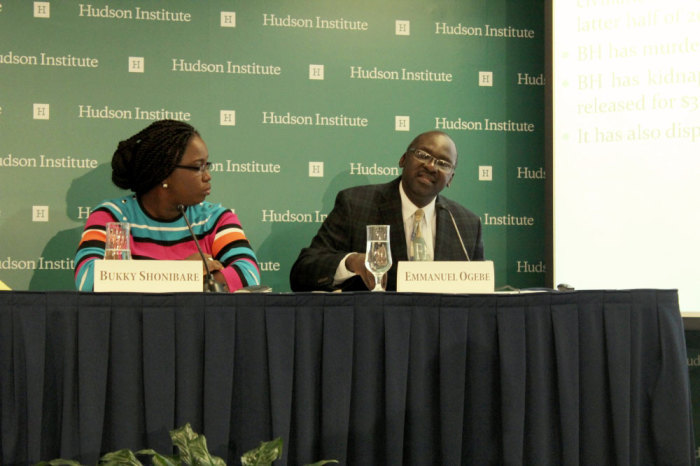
552 1 700 311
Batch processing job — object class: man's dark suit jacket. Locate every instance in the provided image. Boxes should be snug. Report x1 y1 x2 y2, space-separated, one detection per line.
290 177 484 291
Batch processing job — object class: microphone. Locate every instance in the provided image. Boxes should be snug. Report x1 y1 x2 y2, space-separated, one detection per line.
438 204 470 261
177 204 226 293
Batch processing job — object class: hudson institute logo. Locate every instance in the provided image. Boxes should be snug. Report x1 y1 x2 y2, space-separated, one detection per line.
221 11 235 27
517 167 545 179
349 66 452 82
0 153 99 169
261 210 327 223
0 256 75 271
211 160 281 173
0 51 99 68
78 105 191 121
349 163 399 176
129 57 144 73
220 110 235 126
34 2 50 18
77 4 192 22
33 103 49 120
171 59 282 75
434 23 535 38
688 354 700 367
434 118 535 132
483 213 535 226
396 116 410 132
396 20 410 35
517 260 545 273
518 73 545 85
261 112 368 127
32 206 49 222
479 71 493 87
309 162 324 177
262 13 368 31
309 64 324 80
259 261 281 272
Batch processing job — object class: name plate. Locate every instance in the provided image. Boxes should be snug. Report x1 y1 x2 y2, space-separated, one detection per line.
397 260 495 293
94 260 203 292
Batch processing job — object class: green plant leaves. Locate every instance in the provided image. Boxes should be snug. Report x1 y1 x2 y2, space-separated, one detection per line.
134 449 179 466
98 449 143 465
240 437 283 466
169 424 226 466
38 424 336 466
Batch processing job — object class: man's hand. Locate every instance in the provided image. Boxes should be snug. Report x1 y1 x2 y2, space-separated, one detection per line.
345 253 387 290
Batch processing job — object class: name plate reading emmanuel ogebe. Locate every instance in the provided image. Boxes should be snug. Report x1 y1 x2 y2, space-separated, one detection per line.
397 260 495 293
94 260 203 292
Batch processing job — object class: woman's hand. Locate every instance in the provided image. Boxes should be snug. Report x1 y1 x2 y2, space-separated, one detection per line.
184 252 224 275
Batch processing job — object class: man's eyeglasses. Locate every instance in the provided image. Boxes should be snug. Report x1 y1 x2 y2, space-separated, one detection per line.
408 148 454 173
175 162 212 174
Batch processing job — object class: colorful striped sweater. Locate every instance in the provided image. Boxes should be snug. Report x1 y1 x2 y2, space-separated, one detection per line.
74 195 260 292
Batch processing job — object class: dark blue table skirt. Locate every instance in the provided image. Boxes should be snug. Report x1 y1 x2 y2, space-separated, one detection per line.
0 290 694 465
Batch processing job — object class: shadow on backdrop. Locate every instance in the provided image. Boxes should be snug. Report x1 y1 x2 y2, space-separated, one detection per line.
254 170 371 293
29 163 121 291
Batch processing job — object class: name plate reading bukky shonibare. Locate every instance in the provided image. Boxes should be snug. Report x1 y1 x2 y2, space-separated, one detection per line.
397 260 495 293
94 260 203 292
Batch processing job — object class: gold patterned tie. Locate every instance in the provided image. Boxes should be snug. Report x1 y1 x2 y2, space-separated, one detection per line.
410 209 429 261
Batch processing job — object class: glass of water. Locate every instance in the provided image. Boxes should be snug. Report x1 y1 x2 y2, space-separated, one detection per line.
104 222 132 260
365 225 392 292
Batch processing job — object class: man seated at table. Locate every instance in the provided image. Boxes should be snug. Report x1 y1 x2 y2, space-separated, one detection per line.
289 130 484 292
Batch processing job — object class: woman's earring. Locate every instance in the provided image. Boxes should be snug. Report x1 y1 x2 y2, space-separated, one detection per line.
162 182 168 189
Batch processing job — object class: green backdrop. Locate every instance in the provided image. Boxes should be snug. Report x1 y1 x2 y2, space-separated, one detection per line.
0 0 545 292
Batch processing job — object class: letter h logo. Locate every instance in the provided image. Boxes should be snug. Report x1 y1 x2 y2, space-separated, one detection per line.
395 116 410 132
309 65 324 80
309 162 324 177
77 206 92 220
33 103 50 120
479 71 493 87
479 166 493 181
33 205 49 222
129 57 145 73
221 11 236 28
395 20 410 35
220 110 236 126
34 2 50 18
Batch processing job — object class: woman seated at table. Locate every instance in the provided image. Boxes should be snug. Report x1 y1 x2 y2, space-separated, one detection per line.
74 120 260 292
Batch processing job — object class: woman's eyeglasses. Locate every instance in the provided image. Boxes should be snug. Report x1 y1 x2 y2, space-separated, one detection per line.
174 161 212 174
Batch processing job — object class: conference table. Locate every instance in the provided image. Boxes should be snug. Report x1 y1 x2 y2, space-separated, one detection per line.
0 289 694 465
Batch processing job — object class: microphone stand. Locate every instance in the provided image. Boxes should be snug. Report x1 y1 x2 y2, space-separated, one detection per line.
438 203 470 261
178 204 226 293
